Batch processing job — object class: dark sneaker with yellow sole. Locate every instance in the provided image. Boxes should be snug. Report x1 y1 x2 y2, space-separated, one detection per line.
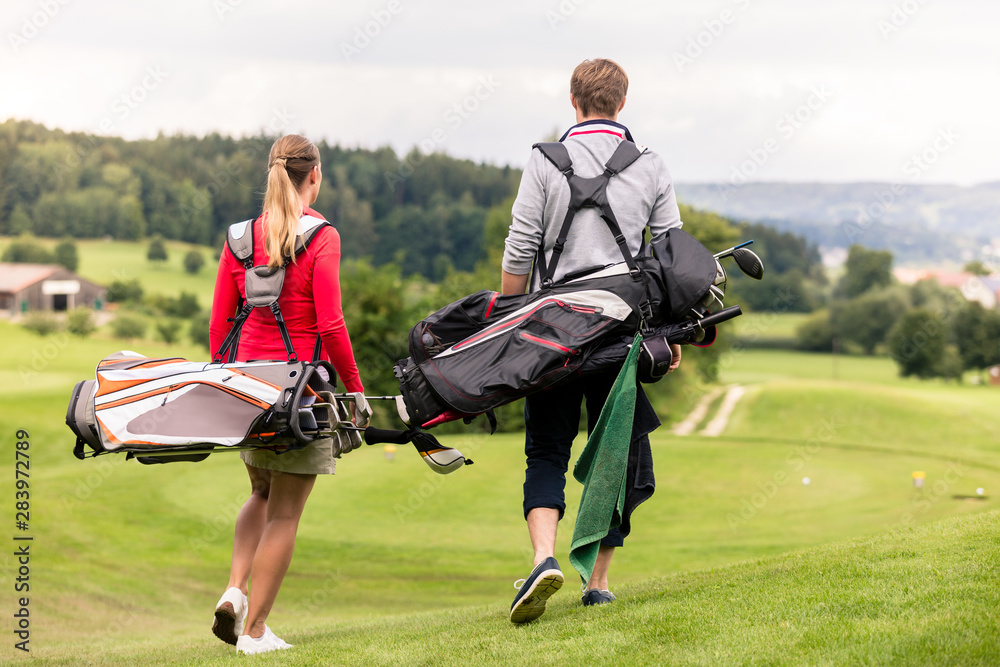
510 557 564 624
581 588 616 606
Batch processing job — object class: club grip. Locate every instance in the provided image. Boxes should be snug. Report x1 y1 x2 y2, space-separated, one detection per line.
363 426 412 445
699 305 742 328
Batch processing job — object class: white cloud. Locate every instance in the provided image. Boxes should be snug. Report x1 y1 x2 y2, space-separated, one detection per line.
0 0 998 184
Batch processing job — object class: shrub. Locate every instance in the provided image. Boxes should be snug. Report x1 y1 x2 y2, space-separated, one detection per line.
887 309 947 379
2 234 55 264
66 307 96 337
155 319 183 344
54 238 79 272
21 311 62 336
106 278 144 304
796 310 834 352
189 311 211 350
167 292 200 318
147 235 168 262
183 249 205 275
111 313 147 340
147 291 200 318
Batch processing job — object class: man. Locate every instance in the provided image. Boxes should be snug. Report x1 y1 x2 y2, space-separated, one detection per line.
501 58 683 624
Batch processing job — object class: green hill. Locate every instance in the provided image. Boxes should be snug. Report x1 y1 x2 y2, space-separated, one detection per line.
0 235 218 304
1 325 997 664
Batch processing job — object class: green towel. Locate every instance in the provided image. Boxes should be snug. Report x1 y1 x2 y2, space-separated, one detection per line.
569 333 642 585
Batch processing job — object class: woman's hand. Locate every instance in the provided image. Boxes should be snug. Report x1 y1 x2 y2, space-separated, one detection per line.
351 395 372 428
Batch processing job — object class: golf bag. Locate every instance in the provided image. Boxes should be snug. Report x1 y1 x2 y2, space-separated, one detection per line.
66 213 372 465
393 227 728 430
67 351 367 464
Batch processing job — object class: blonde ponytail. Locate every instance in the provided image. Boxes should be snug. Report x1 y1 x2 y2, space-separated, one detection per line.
262 135 321 269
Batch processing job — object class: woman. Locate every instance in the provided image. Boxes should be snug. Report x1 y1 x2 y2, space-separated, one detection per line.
208 134 367 655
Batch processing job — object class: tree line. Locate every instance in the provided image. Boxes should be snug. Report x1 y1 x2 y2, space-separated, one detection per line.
795 245 1000 380
0 119 519 280
8 118 994 383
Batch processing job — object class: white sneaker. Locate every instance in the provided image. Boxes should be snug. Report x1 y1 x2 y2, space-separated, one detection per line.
212 587 247 646
236 626 293 655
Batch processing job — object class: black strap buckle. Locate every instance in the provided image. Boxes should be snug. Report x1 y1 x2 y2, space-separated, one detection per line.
638 301 656 336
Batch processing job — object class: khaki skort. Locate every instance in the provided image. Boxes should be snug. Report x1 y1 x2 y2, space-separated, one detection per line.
240 437 336 475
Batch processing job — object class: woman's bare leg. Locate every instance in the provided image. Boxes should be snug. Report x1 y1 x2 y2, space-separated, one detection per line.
243 471 316 638
227 464 271 594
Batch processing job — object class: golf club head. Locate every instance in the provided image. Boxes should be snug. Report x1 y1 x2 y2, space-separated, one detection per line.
733 247 764 280
409 430 470 474
713 258 727 287
394 395 411 426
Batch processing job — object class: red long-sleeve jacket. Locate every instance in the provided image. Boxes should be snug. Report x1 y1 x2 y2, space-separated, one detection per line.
209 208 364 393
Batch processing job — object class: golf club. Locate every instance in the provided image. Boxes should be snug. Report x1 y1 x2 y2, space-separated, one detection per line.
713 239 754 260
732 247 765 280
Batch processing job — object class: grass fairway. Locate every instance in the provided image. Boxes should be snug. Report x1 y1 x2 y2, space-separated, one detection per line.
1 320 998 664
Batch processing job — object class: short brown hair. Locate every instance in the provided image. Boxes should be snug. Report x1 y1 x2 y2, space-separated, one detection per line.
570 59 628 119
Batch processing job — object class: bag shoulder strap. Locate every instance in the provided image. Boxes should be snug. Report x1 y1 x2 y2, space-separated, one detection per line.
229 215 332 268
216 215 332 364
603 140 646 176
531 141 647 287
294 215 333 256
226 217 258 269
534 142 574 176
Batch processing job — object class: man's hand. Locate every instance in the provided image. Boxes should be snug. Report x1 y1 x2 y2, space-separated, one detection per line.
501 270 529 295
668 344 682 372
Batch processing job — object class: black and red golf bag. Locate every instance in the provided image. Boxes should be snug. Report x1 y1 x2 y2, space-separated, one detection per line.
393 228 726 429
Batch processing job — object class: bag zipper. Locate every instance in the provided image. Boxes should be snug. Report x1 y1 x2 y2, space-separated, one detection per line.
519 332 578 355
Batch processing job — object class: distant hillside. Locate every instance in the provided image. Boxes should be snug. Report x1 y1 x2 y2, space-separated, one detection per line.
676 182 1000 265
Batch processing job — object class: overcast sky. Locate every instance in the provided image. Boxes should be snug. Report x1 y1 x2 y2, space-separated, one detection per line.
1 0 996 185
